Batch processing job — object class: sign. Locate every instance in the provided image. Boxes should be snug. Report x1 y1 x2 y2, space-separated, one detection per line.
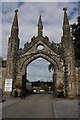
5 79 12 92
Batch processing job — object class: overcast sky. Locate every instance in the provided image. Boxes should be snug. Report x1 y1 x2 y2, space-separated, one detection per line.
0 1 79 81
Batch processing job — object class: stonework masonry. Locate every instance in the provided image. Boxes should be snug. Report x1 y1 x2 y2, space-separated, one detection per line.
1 8 80 97
75 65 80 95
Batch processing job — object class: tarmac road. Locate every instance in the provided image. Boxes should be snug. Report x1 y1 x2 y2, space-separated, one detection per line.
2 94 55 118
2 94 79 119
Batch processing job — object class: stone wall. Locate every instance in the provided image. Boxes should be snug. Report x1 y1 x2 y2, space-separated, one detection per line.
0 68 2 89
2 67 6 92
78 68 80 94
0 60 2 89
75 67 80 95
0 66 7 93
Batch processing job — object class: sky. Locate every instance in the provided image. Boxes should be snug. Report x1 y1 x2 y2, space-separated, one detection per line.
27 58 53 82
0 1 79 81
0 0 80 2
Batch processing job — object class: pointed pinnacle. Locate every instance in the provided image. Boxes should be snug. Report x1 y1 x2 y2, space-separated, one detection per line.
63 8 67 11
38 15 43 36
39 15 42 23
14 9 18 13
12 9 18 27
63 7 69 25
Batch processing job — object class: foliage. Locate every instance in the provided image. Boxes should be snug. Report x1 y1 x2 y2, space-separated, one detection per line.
0 56 3 61
57 82 64 89
56 43 62 49
13 81 21 89
41 84 49 92
57 89 65 97
26 79 30 82
57 82 65 97
70 16 80 60
48 64 54 72
13 81 21 97
12 88 21 97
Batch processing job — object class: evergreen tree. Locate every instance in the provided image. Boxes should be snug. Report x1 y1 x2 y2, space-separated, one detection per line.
71 16 80 60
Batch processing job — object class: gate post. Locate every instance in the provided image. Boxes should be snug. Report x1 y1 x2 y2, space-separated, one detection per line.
62 8 76 97
53 71 57 98
21 71 26 98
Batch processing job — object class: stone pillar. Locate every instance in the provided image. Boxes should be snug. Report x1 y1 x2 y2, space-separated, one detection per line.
75 67 80 95
38 15 43 37
62 8 76 97
6 10 19 83
53 70 56 97
78 67 80 95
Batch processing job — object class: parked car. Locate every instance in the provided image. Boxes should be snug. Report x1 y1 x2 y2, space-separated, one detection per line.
33 90 37 93
39 89 44 92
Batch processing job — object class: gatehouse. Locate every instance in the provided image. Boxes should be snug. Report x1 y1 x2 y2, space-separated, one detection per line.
2 8 79 97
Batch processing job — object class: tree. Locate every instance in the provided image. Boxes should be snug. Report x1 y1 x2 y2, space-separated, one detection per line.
0 56 3 61
48 64 54 72
0 57 3 67
26 79 30 82
41 84 49 92
70 16 80 60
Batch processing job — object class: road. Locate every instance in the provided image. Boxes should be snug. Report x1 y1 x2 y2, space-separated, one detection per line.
2 94 55 118
2 94 79 119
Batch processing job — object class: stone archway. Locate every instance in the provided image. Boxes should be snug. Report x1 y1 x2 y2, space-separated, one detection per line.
17 55 63 96
16 35 64 96
4 8 76 97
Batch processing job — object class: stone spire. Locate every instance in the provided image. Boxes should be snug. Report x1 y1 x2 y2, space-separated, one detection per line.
11 9 19 38
7 9 20 81
63 8 70 36
63 8 69 25
62 8 76 97
38 15 43 36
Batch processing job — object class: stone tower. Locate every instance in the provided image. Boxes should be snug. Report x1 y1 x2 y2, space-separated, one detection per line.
62 8 76 96
6 9 19 82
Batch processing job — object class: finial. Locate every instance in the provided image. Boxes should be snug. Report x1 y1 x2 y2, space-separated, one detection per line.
39 15 42 23
12 9 18 28
40 15 41 18
63 7 70 36
38 15 43 36
14 9 18 13
63 8 67 11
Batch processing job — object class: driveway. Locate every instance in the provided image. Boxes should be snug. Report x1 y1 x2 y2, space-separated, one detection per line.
2 94 79 119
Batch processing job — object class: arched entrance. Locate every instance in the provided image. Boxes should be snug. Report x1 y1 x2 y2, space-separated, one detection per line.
25 58 54 94
27 58 53 91
16 36 64 96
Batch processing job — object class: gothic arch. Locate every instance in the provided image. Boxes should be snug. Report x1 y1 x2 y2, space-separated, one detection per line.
19 51 60 72
16 46 64 89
